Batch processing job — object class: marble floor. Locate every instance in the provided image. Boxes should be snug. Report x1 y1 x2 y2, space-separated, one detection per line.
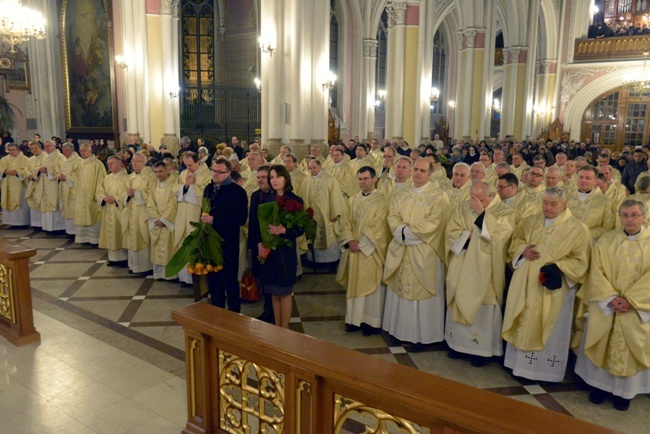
0 226 647 433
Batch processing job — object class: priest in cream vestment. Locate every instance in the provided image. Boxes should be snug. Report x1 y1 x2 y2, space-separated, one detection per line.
445 182 515 362
148 161 181 280
174 152 212 285
39 141 67 232
336 166 390 334
502 187 591 382
444 163 471 215
382 159 450 347
567 165 615 240
514 166 546 220
328 148 359 199
73 145 107 245
575 199 650 411
377 156 412 200
96 156 129 265
298 159 346 264
122 154 157 273
59 143 83 235
24 141 46 228
0 144 30 226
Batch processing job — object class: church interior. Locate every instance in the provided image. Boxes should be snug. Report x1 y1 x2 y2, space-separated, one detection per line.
1 0 650 433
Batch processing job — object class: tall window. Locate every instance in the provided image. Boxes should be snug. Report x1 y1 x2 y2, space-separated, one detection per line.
329 0 339 108
181 0 215 106
589 92 619 146
430 29 446 116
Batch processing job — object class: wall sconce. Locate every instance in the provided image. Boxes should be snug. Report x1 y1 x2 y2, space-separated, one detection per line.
322 71 337 91
115 55 128 70
430 87 440 102
168 85 179 99
491 98 501 113
254 77 261 93
377 89 386 100
258 36 274 57
448 100 456 110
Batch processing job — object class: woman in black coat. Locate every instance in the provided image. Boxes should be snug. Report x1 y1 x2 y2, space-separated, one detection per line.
258 164 305 328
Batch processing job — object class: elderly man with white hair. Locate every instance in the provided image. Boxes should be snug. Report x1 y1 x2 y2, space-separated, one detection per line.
502 187 592 382
73 144 107 245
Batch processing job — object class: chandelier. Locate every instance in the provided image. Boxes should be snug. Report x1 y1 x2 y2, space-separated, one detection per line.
0 0 46 53
623 51 650 95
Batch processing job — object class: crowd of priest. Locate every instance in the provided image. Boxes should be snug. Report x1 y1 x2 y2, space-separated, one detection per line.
2 134 650 412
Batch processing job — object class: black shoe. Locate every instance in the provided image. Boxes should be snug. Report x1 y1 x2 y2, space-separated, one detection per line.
470 356 487 367
345 324 361 333
613 396 630 411
589 389 607 405
410 343 426 352
447 349 465 359
107 260 127 268
361 324 381 336
180 282 193 288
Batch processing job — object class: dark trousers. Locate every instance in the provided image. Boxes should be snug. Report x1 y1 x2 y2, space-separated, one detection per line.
207 266 241 312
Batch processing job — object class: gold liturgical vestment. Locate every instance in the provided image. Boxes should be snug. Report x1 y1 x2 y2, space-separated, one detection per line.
328 160 359 199
578 228 650 377
445 197 515 325
24 152 45 210
0 153 29 211
174 162 212 250
567 188 615 240
96 170 129 251
336 189 390 298
59 152 83 219
299 171 346 250
147 176 181 266
383 182 450 300
73 155 106 226
515 184 546 221
444 182 471 214
122 167 156 252
40 150 66 212
502 209 591 351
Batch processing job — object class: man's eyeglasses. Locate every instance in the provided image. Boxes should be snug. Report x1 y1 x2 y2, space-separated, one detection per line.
211 169 230 174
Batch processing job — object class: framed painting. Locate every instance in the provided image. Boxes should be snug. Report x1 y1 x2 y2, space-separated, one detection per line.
60 0 118 135
6 58 30 92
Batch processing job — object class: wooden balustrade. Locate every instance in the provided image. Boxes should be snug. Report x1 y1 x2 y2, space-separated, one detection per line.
172 303 616 434
0 238 39 346
574 35 650 62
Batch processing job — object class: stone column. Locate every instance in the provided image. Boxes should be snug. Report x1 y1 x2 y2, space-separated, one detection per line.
500 48 527 140
385 1 407 142
533 60 558 136
26 0 65 138
161 0 180 154
363 39 378 141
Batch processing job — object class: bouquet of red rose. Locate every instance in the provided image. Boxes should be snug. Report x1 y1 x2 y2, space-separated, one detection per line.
257 195 315 263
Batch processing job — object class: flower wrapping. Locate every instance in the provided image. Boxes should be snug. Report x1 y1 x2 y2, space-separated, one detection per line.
257 195 316 263
166 198 225 277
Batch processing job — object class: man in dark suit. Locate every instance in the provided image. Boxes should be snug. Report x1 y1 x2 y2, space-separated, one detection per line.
200 159 248 312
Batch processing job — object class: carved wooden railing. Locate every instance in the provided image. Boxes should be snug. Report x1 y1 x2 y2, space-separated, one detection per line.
172 303 616 434
0 238 39 346
574 35 650 62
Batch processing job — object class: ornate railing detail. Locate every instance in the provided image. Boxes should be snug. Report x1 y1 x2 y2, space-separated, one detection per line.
218 350 285 433
334 394 430 434
0 265 15 323
574 36 650 62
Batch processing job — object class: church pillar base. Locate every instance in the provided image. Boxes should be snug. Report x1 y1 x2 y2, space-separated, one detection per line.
288 139 308 161
265 138 284 162
420 137 431 146
161 134 179 156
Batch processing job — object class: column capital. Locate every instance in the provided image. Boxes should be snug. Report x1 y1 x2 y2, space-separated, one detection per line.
386 1 407 28
535 60 557 74
161 0 179 16
363 39 378 58
464 29 478 48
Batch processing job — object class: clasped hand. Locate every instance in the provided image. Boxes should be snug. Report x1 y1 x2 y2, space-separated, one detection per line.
611 297 631 314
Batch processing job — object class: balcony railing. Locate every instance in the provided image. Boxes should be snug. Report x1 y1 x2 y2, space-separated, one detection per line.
574 35 650 62
172 303 616 434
